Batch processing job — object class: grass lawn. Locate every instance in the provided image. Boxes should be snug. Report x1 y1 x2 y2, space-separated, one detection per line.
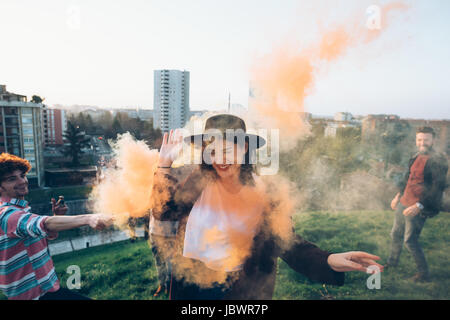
275 210 449 300
1 210 448 300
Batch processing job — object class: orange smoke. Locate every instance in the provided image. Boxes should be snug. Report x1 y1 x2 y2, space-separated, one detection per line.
319 26 351 61
91 133 160 226
363 2 410 43
174 175 297 287
249 2 409 148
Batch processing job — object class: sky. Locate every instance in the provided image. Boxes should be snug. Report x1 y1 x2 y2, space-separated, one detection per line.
0 0 449 119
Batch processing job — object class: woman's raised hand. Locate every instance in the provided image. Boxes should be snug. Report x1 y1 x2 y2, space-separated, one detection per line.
158 129 183 168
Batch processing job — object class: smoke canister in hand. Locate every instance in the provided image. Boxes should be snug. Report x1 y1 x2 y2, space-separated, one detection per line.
57 195 65 206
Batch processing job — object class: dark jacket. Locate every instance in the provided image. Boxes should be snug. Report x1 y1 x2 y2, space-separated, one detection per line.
152 166 344 300
397 149 448 218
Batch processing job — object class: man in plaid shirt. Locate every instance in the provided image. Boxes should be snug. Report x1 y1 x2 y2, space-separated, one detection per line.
0 153 113 300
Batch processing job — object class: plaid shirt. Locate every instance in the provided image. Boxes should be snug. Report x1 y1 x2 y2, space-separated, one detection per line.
0 197 60 300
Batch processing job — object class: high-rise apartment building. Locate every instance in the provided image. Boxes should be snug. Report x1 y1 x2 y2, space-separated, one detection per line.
153 70 190 132
0 85 44 187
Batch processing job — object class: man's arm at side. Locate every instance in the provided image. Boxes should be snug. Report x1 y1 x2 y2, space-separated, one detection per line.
419 156 448 215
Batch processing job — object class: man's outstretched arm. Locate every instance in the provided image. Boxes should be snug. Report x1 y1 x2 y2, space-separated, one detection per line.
44 214 113 232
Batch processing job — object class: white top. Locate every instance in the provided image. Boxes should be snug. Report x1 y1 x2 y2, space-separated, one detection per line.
183 179 264 272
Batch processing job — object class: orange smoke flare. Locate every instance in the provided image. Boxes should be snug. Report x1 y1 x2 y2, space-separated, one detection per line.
91 133 160 226
249 2 410 149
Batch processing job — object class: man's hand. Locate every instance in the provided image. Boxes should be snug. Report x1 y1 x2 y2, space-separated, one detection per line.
87 214 114 230
51 198 68 216
403 205 420 217
391 193 400 210
327 251 384 273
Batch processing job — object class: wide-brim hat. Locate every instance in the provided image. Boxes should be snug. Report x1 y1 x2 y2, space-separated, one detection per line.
184 114 266 149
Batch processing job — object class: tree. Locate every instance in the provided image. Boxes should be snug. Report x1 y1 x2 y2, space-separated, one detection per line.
111 113 124 137
31 95 44 104
380 121 412 172
64 111 163 147
63 121 90 167
85 114 95 134
279 124 368 211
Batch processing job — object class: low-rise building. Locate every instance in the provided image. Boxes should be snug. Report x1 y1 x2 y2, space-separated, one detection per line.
0 85 45 187
42 106 67 146
362 114 449 155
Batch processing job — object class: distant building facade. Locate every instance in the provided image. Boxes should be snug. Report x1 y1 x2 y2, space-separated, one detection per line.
153 70 190 132
83 108 107 120
137 109 153 121
42 107 67 146
334 112 353 122
310 112 361 137
0 85 45 187
362 114 450 156
189 110 208 119
114 109 138 119
113 108 153 121
362 114 400 135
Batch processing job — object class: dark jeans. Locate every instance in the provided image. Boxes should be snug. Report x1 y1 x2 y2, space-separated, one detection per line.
40 288 91 300
388 203 429 275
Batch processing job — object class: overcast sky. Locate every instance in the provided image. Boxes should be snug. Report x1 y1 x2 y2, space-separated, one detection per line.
0 0 449 119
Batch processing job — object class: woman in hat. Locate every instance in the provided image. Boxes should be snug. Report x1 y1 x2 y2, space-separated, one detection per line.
151 114 383 300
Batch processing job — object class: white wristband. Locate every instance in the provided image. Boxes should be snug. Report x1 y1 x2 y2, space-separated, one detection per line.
416 202 424 210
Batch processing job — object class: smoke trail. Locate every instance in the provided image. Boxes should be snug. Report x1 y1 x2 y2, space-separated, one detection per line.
248 2 410 150
90 133 160 226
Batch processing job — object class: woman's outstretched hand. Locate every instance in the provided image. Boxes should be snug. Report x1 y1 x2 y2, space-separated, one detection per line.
327 251 384 273
158 129 183 168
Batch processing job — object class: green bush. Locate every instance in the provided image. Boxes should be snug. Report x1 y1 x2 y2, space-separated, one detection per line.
25 185 92 204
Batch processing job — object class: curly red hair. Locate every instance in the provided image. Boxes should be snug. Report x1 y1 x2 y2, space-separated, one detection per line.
0 153 31 182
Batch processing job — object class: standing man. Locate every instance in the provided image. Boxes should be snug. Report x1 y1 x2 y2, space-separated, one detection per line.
0 153 113 300
388 127 448 282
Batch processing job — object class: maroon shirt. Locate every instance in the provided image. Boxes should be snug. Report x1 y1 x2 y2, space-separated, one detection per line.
400 154 429 207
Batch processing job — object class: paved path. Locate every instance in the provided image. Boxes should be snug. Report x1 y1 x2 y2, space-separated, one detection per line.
48 227 146 256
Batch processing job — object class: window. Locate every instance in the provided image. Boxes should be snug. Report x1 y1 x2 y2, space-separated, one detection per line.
5 118 18 125
5 108 18 115
22 128 33 135
6 128 18 135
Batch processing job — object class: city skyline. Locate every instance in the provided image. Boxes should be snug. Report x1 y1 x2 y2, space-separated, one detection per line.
1 0 449 120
